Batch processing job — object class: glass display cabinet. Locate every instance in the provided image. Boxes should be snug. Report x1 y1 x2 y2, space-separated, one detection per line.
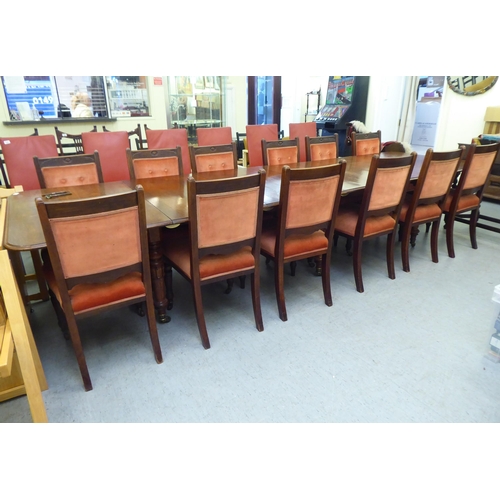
166 76 225 144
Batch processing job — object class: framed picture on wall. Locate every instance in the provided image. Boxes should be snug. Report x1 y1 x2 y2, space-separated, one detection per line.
204 76 214 89
194 77 205 90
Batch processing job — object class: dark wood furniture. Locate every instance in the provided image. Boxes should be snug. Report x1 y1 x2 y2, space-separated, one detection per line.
443 142 500 257
126 147 183 180
54 126 97 156
35 186 162 391
398 148 463 272
261 138 300 167
163 171 266 349
260 161 346 321
34 152 104 189
334 153 417 293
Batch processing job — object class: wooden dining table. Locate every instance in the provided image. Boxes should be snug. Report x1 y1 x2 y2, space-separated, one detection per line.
2 152 423 323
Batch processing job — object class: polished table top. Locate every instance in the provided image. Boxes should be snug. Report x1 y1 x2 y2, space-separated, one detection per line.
3 153 423 252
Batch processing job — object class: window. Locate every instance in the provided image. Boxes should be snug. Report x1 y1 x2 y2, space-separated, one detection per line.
1 76 151 121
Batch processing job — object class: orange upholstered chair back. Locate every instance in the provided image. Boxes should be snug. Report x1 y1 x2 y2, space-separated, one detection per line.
283 164 344 231
0 135 58 190
189 143 238 174
305 135 339 162
289 122 317 162
196 127 232 146
126 147 182 180
364 154 416 214
34 152 104 189
246 124 278 167
419 155 462 201
262 138 300 167
145 128 191 175
188 170 266 260
81 131 130 182
352 131 382 156
462 148 498 191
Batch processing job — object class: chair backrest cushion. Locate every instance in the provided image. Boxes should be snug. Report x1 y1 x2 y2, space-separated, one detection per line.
145 128 191 175
289 122 317 162
463 150 497 190
420 158 460 200
309 142 337 161
50 206 142 278
193 151 235 173
369 166 411 211
286 176 339 229
132 157 180 179
197 127 232 146
42 163 100 189
0 135 58 190
82 131 129 182
196 188 260 248
355 138 381 156
266 146 299 166
246 124 278 167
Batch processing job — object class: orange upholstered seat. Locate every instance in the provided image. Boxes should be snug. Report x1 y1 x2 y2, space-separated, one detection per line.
163 170 266 348
352 131 382 156
246 124 279 167
126 147 183 180
261 138 300 167
189 143 238 174
305 134 339 162
259 161 346 321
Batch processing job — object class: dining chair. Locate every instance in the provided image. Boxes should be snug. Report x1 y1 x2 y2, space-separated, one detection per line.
126 147 183 180
246 124 279 167
162 170 266 349
145 126 191 175
351 130 382 156
35 186 163 391
34 152 104 189
81 130 130 182
289 122 318 162
260 161 346 321
54 126 97 156
334 153 417 293
236 132 247 165
261 138 300 167
103 123 143 149
196 126 232 146
189 142 238 174
305 134 339 161
442 142 500 258
398 148 463 272
0 134 59 306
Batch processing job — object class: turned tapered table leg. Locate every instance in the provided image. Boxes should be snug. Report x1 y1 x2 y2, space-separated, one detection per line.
148 227 170 323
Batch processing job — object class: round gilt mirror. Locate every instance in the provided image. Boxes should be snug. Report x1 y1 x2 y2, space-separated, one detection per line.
447 76 499 96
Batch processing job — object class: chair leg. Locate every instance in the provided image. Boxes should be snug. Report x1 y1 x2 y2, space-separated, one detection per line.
346 238 353 256
250 271 264 332
224 278 234 294
410 224 420 248
430 219 440 263
401 222 412 273
469 208 479 249
65 313 93 391
239 276 246 289
426 222 431 233
352 239 364 293
145 298 163 364
274 261 287 321
386 232 396 280
445 212 456 258
290 261 297 276
191 283 211 349
165 263 174 310
321 252 333 307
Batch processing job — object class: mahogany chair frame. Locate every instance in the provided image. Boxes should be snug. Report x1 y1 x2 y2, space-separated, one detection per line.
54 126 97 156
398 147 463 272
305 134 339 161
163 171 266 349
35 187 163 391
443 142 500 258
261 138 300 167
260 161 346 321
335 153 417 293
351 130 382 156
126 147 183 180
34 152 104 189
189 142 238 174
